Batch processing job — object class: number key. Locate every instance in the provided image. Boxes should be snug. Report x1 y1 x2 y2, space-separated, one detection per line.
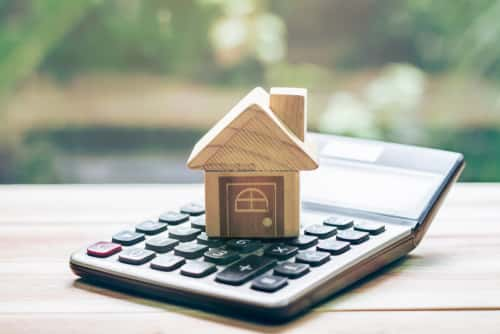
150 254 185 271
112 231 145 246
159 211 189 225
180 203 205 216
119 248 156 265
354 221 385 235
323 217 354 229
204 248 240 265
169 226 201 242
295 250 330 267
304 224 337 239
135 220 167 235
181 261 217 278
226 239 262 253
174 243 208 259
317 239 350 255
336 230 369 244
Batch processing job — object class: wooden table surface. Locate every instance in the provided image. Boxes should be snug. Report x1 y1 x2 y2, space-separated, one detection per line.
1 183 499 333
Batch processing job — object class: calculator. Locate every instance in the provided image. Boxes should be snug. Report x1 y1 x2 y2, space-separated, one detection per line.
70 133 464 322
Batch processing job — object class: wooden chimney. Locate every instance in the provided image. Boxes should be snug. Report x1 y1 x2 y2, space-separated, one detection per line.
269 87 307 141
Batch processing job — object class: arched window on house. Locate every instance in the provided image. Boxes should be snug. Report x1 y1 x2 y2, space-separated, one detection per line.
235 188 269 213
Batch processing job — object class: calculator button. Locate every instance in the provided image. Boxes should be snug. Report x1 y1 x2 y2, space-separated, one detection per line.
180 203 205 216
204 248 240 265
226 239 262 253
118 248 156 265
87 241 122 258
169 226 201 242
336 230 370 244
196 232 224 248
295 250 330 267
317 240 351 255
150 254 185 271
174 243 208 259
135 220 167 235
181 261 216 278
159 211 189 225
145 236 179 253
112 231 145 246
354 221 385 235
274 262 309 279
216 255 277 285
304 224 337 239
287 235 318 249
191 217 206 231
251 275 288 292
323 217 354 229
264 244 298 260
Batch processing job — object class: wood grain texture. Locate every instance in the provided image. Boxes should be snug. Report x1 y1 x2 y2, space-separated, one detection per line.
205 171 299 238
0 183 499 333
270 87 307 141
187 87 317 171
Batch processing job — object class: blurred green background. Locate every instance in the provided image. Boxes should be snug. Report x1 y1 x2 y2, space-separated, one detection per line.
1 0 499 183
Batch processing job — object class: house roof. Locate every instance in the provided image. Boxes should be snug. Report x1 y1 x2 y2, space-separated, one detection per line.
187 87 318 171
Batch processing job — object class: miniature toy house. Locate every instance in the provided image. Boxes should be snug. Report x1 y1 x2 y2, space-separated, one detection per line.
187 87 318 238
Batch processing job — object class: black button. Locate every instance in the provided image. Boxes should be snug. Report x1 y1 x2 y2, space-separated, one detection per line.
191 217 206 231
304 224 337 239
264 243 298 260
317 240 351 255
336 230 369 244
251 275 288 292
287 235 318 249
295 250 330 266
204 248 240 265
274 262 309 279
118 248 156 265
150 254 185 271
196 232 224 248
180 203 205 216
135 220 167 235
323 217 354 229
216 255 277 285
174 243 208 259
226 239 262 253
169 226 201 242
145 236 179 253
112 231 145 246
354 221 385 235
159 211 189 225
181 261 217 278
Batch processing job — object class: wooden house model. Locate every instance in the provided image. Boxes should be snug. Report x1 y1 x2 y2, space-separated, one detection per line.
187 87 318 238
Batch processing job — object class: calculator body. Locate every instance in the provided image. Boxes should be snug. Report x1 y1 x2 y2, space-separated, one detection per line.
70 133 464 322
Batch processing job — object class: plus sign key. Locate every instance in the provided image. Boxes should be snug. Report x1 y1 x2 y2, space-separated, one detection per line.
215 255 277 285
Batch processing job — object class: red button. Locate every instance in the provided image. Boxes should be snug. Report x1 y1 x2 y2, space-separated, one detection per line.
87 241 122 257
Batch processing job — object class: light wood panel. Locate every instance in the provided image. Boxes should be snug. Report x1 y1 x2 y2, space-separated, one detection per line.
0 184 499 333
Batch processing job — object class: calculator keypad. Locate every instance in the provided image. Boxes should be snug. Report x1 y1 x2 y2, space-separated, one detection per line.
83 204 389 294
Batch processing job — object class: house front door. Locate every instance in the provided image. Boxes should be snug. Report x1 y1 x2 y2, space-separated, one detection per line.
219 175 284 238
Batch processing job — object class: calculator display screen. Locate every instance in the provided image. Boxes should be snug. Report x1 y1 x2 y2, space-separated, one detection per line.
302 160 443 220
